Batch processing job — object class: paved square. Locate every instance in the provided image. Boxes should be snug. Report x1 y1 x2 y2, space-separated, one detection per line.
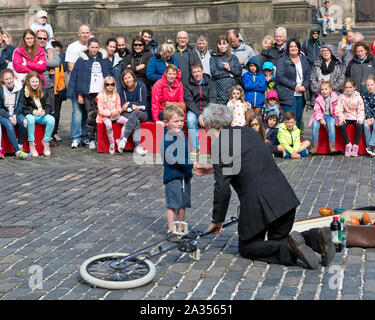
0 104 374 300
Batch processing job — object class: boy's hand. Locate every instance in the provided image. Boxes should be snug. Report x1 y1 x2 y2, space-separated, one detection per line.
367 118 374 126
320 119 326 126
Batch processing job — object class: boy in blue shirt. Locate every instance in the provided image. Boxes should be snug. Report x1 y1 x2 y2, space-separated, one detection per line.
161 105 193 241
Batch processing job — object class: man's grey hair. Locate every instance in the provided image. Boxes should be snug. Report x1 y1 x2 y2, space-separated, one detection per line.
202 103 233 129
352 32 364 42
275 26 287 37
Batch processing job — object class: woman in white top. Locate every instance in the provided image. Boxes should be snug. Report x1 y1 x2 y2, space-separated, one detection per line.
275 38 311 128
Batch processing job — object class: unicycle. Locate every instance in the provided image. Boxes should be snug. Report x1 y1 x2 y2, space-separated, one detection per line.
79 217 238 290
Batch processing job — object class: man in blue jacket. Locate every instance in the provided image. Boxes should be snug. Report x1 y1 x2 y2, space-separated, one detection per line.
0 28 15 72
67 38 112 150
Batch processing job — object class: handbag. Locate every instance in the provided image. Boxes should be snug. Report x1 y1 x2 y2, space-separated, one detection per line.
346 225 375 248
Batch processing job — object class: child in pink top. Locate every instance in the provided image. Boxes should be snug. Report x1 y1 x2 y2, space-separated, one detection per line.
309 81 339 154
335 78 365 157
227 85 251 126
96 76 128 154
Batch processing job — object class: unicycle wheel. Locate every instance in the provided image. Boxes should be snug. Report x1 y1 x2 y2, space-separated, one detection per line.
79 252 156 290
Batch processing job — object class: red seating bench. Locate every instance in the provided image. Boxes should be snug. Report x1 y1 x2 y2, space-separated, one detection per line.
96 121 211 154
1 124 45 155
316 124 367 155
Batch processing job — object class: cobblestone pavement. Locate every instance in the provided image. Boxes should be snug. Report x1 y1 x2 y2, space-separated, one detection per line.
0 104 375 301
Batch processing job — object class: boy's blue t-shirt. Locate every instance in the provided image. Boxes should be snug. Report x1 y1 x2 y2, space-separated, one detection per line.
161 128 193 185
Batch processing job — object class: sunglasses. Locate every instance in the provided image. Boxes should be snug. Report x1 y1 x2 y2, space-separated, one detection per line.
105 83 115 87
133 43 144 47
37 37 47 41
250 122 260 127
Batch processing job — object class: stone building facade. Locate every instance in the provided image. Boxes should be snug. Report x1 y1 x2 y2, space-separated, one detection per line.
0 0 371 54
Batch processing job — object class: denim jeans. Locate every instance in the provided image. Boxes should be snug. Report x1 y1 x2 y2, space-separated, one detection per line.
70 95 88 142
186 111 199 151
315 18 335 33
363 120 375 146
282 96 305 129
25 114 55 142
0 114 27 152
311 116 336 142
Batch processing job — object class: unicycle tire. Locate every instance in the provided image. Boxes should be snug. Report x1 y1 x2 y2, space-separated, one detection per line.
79 252 156 290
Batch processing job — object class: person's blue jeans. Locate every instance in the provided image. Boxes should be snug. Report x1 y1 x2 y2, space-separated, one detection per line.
186 111 200 151
71 95 88 142
282 96 305 129
284 149 308 158
0 115 27 152
25 114 55 143
312 116 336 142
363 120 375 147
316 18 335 33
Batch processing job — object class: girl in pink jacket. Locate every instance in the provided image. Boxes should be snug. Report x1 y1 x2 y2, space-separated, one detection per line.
335 78 365 157
96 76 128 154
151 64 184 124
309 81 339 154
12 29 47 87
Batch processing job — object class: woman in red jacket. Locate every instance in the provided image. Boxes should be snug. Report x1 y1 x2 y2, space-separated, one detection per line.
151 64 184 125
12 29 47 86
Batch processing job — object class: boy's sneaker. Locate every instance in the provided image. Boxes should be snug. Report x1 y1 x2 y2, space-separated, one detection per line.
15 150 31 160
134 145 147 156
0 149 4 159
344 143 352 157
18 144 24 151
71 140 80 148
116 138 127 153
351 144 359 157
88 141 96 150
166 231 181 243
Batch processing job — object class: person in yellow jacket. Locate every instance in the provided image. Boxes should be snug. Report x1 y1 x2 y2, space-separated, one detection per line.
51 40 67 142
277 111 310 159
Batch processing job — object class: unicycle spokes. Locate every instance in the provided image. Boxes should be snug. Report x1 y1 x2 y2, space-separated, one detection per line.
80 253 156 289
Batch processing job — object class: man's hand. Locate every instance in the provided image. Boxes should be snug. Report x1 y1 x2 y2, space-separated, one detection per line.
193 162 214 176
208 221 223 235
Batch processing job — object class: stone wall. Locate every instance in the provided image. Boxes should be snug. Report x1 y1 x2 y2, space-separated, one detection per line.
0 0 315 54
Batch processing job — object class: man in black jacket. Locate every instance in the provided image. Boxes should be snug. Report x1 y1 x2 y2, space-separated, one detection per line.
194 104 336 269
184 63 216 155
259 27 288 67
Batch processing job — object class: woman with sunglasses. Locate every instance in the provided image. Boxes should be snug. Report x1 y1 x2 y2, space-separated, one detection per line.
12 29 46 85
123 35 153 119
117 69 148 155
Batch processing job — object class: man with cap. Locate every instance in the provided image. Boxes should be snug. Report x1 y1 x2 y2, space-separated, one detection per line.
30 9 54 41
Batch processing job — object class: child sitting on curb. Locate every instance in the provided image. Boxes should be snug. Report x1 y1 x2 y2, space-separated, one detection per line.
277 111 310 159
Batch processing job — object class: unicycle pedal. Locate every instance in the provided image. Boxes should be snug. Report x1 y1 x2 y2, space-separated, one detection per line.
172 221 188 236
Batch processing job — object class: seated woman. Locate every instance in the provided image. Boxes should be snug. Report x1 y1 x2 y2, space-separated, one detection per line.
151 64 184 125
0 68 31 160
23 71 55 157
118 69 149 155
